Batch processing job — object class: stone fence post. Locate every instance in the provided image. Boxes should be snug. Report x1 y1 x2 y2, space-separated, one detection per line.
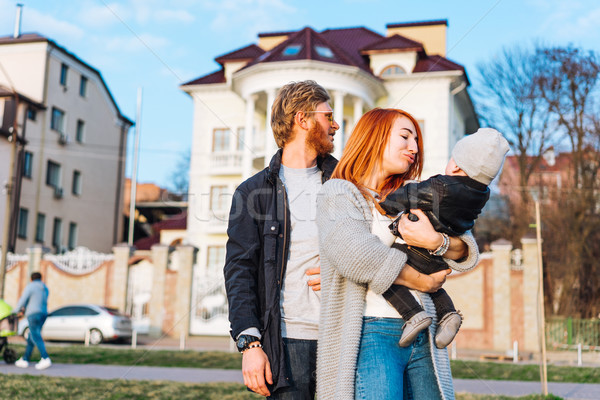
521 236 542 352
148 244 169 337
171 245 196 338
111 244 132 313
490 239 513 352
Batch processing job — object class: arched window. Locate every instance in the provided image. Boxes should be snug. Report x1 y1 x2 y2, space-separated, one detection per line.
380 65 406 77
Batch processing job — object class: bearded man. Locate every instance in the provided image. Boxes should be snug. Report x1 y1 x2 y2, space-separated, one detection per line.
224 80 339 399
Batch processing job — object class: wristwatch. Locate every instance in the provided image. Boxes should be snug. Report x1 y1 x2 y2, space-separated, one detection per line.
236 335 261 353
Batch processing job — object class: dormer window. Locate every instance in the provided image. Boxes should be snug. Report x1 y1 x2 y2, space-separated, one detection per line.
315 46 334 59
381 65 406 77
283 45 302 56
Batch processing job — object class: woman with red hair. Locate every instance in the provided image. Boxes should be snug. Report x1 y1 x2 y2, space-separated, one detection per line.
316 108 479 399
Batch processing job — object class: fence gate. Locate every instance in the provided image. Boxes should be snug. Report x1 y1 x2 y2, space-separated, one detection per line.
189 264 230 336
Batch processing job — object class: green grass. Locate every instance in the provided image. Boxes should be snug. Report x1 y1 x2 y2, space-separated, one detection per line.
0 374 563 400
450 360 600 383
10 344 600 385
10 344 243 369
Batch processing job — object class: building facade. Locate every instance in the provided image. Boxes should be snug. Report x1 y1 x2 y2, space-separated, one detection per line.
180 20 479 274
0 33 133 253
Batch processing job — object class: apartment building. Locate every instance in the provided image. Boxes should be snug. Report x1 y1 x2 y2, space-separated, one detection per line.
0 32 133 253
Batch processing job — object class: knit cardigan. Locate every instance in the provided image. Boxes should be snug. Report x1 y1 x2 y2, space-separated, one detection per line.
315 179 479 400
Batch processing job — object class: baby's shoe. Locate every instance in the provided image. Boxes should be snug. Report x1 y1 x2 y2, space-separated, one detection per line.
399 311 432 347
434 311 463 349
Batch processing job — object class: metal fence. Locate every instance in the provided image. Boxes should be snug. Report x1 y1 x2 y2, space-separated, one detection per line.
546 317 600 350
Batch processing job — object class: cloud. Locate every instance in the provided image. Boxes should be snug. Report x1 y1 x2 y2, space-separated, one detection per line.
530 0 600 42
78 2 132 29
104 33 170 53
205 0 297 38
19 6 85 40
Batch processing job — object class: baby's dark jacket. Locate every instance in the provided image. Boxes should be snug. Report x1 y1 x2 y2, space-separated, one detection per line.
380 174 490 237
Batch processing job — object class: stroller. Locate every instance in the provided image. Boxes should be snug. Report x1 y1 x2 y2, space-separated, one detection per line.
0 299 18 364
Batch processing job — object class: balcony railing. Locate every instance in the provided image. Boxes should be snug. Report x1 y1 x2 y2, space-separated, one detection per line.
206 210 229 233
210 152 243 175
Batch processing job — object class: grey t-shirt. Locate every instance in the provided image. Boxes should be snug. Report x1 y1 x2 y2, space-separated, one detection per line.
279 164 322 340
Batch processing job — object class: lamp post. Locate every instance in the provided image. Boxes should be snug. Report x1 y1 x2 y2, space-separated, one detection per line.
531 198 548 395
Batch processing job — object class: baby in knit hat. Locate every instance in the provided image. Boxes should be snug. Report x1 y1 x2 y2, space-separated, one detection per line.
378 128 510 349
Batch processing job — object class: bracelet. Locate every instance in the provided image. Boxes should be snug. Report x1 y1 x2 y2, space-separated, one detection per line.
429 233 450 256
242 343 263 353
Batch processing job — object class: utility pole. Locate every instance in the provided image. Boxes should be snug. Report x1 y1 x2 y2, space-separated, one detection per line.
127 88 142 246
0 112 19 299
535 199 548 396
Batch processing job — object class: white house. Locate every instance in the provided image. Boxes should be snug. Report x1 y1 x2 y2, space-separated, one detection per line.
180 20 479 279
0 32 133 253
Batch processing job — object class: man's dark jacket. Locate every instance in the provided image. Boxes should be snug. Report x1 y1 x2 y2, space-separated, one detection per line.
380 174 490 236
224 149 337 392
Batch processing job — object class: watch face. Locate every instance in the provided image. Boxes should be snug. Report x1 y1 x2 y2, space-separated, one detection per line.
237 336 248 350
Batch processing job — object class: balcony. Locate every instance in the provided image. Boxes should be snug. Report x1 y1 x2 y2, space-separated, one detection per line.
206 210 229 234
209 152 242 175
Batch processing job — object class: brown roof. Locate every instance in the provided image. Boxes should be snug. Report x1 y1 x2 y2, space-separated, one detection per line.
387 19 448 29
215 44 265 64
413 55 464 73
361 34 424 54
243 26 364 71
183 22 466 86
181 69 226 86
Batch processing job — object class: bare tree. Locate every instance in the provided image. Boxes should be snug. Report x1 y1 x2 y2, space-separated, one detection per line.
474 45 555 244
535 45 600 317
168 148 190 199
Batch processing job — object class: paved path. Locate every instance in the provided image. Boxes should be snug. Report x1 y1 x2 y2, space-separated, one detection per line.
2 362 600 399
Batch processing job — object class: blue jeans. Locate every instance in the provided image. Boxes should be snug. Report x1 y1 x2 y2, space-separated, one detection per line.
24 312 49 361
355 317 442 400
268 337 317 400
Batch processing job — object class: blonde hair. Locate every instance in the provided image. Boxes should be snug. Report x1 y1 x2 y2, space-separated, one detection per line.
332 108 424 205
271 80 330 148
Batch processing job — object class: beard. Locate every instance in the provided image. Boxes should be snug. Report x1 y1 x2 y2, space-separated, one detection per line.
305 123 334 156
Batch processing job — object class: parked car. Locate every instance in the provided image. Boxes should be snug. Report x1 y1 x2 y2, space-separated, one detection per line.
18 304 132 345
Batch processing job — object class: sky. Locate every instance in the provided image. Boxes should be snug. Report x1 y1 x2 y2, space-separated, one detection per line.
1 0 600 189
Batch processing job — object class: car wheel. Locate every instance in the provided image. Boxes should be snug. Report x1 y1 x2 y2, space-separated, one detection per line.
89 328 103 345
22 327 29 341
3 348 17 364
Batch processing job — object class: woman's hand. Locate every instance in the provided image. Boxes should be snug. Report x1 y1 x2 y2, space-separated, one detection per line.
397 209 441 250
394 264 451 293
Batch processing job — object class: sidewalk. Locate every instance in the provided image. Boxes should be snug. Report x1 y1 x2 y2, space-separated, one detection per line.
1 362 600 399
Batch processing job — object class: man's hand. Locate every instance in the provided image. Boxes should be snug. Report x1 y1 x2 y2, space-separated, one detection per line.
306 267 321 291
242 346 273 396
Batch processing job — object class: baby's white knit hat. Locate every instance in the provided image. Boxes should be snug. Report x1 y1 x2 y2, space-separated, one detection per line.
451 128 510 185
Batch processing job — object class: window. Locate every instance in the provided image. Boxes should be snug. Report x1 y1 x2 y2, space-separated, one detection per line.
76 119 85 143
26 107 36 121
72 170 82 195
51 107 65 134
206 246 225 276
283 44 302 56
68 222 77 250
381 65 406 77
210 185 229 211
17 208 28 239
35 213 45 243
60 63 68 86
212 128 231 152
315 45 334 58
79 75 88 97
22 151 33 178
46 160 61 189
52 217 62 248
236 127 245 151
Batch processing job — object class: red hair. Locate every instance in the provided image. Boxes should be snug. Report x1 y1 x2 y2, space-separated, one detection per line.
332 108 424 205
